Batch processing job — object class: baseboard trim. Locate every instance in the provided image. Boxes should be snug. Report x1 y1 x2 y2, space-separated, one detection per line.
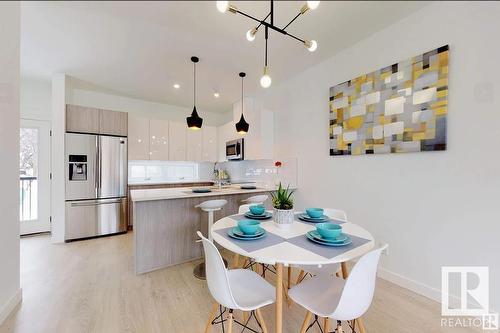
378 267 442 303
0 288 22 325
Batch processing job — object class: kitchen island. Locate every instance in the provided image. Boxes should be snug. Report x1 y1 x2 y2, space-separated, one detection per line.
131 185 275 274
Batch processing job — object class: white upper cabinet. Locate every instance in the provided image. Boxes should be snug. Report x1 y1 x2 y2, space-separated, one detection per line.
202 126 218 162
129 117 218 162
149 119 169 161
169 121 187 161
217 97 273 161
186 128 202 162
128 116 150 161
217 122 237 162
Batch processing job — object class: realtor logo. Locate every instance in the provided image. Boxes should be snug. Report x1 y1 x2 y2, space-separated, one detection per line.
442 266 489 316
483 314 499 330
441 266 498 330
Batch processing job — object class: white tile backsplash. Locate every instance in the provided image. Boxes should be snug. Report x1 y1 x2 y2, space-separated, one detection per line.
218 158 298 188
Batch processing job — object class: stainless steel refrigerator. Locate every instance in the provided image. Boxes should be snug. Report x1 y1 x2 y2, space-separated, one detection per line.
65 133 128 241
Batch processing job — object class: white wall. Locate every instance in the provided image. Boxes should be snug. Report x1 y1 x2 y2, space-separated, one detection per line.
257 2 500 310
50 74 67 243
20 78 51 120
0 1 22 324
67 85 231 126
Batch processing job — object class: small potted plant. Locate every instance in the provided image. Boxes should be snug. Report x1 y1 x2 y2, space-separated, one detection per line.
270 182 295 228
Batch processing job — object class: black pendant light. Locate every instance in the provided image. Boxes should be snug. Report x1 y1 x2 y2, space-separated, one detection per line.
235 72 250 134
186 56 203 130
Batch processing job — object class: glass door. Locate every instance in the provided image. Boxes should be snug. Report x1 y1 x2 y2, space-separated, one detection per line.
20 119 51 235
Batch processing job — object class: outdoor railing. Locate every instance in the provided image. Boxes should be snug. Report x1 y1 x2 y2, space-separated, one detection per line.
20 176 37 221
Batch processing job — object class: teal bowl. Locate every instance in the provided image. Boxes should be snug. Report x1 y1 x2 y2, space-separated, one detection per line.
316 223 342 239
238 219 261 235
249 204 265 215
306 208 324 219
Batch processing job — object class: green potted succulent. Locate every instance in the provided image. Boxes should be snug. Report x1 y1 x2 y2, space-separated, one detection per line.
270 182 295 228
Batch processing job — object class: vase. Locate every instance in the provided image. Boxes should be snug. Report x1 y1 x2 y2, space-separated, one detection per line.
273 208 294 228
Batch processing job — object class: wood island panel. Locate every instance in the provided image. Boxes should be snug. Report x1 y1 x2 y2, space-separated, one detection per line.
127 182 213 228
133 191 271 274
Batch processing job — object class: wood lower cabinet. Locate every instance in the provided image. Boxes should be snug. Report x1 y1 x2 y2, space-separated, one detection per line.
127 182 214 228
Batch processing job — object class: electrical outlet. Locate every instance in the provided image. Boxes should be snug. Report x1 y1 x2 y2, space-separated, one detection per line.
378 240 389 256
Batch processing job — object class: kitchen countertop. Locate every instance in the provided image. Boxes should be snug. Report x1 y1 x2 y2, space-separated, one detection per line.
128 180 214 186
130 185 276 202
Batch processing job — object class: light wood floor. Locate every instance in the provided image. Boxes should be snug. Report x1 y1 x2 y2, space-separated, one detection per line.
0 232 479 333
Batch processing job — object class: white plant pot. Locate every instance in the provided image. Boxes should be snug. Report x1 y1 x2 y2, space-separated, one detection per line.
273 208 294 228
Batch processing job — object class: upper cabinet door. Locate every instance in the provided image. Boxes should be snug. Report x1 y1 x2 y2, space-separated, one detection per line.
66 105 100 134
128 116 150 161
99 109 128 136
186 128 202 162
169 122 186 161
202 126 218 162
150 120 169 161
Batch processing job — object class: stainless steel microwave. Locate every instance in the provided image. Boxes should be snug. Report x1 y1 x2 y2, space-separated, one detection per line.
226 138 244 160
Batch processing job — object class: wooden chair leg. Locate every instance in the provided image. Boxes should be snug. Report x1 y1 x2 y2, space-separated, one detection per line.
324 317 330 332
242 258 249 269
255 308 268 333
242 311 248 324
204 302 219 333
227 310 234 333
351 319 356 332
336 321 343 333
281 281 293 308
341 262 349 279
287 266 292 289
296 269 305 284
300 311 313 333
357 317 367 333
231 253 240 269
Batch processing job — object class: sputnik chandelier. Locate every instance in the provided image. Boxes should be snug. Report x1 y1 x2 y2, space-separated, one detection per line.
216 1 320 88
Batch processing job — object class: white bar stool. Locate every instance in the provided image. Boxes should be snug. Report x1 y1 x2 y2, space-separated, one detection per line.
242 194 269 205
193 199 228 280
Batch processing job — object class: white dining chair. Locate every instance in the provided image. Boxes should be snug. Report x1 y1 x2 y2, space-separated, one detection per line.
294 208 348 284
289 245 387 333
198 231 275 333
242 194 269 205
193 199 228 279
238 204 252 214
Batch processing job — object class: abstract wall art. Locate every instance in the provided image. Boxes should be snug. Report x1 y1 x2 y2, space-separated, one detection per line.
329 45 448 156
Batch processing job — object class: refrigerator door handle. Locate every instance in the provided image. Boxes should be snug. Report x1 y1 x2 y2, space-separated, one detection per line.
95 136 99 197
98 136 103 197
70 199 124 207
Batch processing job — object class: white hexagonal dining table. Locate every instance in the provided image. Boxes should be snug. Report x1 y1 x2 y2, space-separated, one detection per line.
211 212 375 333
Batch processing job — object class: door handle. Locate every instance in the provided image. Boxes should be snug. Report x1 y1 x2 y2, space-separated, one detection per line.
98 136 102 194
95 136 99 197
71 200 123 207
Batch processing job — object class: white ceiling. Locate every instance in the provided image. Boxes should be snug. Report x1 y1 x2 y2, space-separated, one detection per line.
21 1 429 113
